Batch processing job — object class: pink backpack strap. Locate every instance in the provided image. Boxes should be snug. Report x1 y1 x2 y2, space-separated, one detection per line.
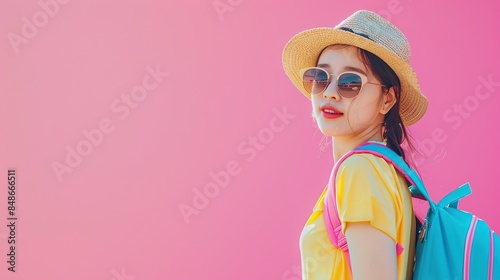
323 144 405 271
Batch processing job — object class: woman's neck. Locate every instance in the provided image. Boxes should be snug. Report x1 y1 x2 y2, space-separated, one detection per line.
331 132 385 163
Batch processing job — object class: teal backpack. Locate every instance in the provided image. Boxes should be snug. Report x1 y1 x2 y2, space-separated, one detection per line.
323 142 500 279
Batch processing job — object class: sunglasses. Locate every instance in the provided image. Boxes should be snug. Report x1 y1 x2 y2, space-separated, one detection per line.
300 67 386 98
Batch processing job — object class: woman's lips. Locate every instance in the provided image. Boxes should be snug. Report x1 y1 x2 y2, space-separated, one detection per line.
320 105 343 119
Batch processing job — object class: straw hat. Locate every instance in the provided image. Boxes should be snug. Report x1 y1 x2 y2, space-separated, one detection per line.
282 10 427 126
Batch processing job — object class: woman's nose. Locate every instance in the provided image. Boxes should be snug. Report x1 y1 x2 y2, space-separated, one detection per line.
323 80 341 100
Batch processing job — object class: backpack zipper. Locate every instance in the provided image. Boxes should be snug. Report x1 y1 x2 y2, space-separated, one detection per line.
418 220 430 243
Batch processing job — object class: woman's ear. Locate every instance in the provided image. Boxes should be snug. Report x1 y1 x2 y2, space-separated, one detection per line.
380 87 397 114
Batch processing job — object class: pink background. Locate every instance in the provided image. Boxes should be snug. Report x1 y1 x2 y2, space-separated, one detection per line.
1 0 499 279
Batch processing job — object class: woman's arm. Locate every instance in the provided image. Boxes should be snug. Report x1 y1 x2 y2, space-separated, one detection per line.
344 221 397 280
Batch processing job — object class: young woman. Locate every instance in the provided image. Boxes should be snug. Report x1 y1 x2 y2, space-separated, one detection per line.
282 10 428 280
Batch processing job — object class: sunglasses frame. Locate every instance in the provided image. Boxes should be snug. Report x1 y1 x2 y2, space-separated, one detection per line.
299 67 387 98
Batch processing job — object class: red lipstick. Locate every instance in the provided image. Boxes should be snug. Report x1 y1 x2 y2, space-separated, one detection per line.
320 104 343 119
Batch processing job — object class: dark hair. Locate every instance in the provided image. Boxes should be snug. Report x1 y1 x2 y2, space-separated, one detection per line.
359 48 423 236
357 48 416 163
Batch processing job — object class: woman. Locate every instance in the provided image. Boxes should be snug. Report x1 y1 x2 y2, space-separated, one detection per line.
282 10 428 280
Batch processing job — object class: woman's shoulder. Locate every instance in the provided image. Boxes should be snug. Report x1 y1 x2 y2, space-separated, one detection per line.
336 152 408 193
338 152 393 172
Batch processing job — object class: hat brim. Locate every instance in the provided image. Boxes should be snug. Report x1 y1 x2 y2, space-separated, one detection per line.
282 27 427 126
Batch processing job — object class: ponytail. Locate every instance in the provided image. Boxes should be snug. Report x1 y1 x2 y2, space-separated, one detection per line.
359 49 415 164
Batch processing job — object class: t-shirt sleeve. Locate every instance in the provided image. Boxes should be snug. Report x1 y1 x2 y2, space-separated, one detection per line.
336 154 399 243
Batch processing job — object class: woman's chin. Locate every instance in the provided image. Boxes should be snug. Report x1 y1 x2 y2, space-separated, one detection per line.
318 127 342 137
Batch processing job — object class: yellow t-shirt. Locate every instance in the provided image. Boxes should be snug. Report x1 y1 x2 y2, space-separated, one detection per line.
299 153 414 280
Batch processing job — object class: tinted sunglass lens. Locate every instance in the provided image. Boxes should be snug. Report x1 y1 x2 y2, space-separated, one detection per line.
303 69 328 94
338 73 362 98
